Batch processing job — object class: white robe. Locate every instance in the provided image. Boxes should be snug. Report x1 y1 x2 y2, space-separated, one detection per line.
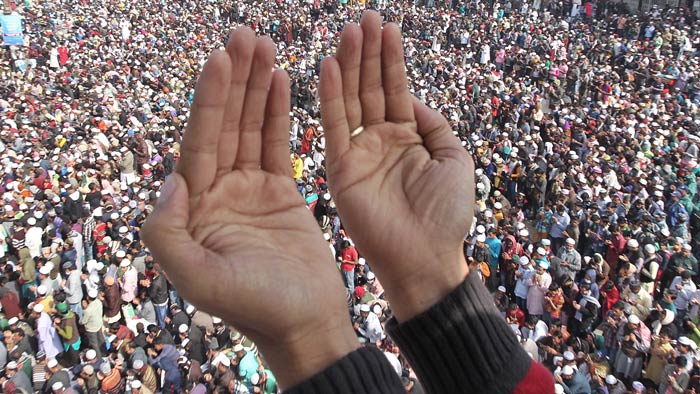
25 226 43 258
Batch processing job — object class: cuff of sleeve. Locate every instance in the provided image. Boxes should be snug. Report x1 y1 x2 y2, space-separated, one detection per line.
386 273 533 394
283 346 404 394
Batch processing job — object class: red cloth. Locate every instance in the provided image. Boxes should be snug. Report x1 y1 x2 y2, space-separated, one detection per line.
340 247 358 272
605 233 627 272
58 46 69 65
1 291 21 318
513 360 555 394
601 284 620 316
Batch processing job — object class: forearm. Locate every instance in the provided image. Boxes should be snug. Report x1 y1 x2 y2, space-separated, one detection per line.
57 325 71 339
283 346 404 394
386 272 554 393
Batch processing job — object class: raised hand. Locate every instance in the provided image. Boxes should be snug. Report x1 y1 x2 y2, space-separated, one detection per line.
320 11 475 322
142 27 357 388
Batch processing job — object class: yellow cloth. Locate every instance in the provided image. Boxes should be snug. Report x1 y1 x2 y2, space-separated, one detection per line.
292 158 303 179
645 341 673 385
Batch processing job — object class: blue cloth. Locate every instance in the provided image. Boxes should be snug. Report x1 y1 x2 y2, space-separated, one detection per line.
238 351 260 385
485 237 502 268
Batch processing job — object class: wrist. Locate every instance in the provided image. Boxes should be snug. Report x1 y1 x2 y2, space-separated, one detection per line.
387 252 469 323
258 317 360 389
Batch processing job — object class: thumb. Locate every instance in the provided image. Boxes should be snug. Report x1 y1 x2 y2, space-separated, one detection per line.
142 173 206 283
412 97 463 160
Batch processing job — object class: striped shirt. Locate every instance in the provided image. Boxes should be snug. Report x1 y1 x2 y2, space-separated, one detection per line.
32 363 47 391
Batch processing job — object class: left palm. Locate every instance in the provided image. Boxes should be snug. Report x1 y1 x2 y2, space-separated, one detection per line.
142 29 355 384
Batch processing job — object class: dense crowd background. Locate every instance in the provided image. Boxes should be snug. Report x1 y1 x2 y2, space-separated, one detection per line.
0 0 699 392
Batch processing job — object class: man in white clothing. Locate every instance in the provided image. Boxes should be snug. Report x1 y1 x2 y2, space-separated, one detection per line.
355 304 384 345
32 304 63 359
25 218 43 258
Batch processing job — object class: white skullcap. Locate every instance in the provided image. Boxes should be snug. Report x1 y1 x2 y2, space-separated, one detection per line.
116 250 126 258
185 305 195 314
627 239 639 248
131 380 142 389
477 234 486 243
251 373 261 385
561 365 574 376
37 285 47 294
52 381 64 390
85 349 97 361
179 324 189 334
33 303 44 313
360 304 370 313
6 361 17 370
536 247 547 256
119 259 131 267
47 359 58 368
605 375 617 385
88 289 98 299
628 315 640 324
27 217 36 226
133 359 144 369
566 238 575 245
212 316 222 325
679 336 695 347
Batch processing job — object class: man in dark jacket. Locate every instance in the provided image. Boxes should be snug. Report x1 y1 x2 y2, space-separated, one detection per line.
147 339 182 393
146 268 169 328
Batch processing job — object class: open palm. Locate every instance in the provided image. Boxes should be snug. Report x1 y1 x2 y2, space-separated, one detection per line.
142 28 356 387
319 13 475 316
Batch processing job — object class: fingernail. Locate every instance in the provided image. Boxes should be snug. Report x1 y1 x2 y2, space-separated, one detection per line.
158 175 177 202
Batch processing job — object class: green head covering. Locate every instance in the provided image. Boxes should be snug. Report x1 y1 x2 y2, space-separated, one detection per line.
56 303 68 314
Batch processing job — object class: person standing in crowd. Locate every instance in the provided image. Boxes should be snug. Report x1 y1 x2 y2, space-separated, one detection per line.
32 303 63 361
80 288 104 358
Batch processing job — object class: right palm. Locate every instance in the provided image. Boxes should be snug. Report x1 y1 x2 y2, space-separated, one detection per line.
319 13 474 296
327 117 473 287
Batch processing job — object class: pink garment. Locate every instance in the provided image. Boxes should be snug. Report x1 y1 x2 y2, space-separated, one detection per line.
120 267 138 302
527 272 552 315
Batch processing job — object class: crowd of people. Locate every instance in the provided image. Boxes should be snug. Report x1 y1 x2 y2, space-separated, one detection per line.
0 0 699 392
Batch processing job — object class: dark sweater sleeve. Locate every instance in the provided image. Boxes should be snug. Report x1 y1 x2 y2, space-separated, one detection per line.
385 272 554 394
284 346 404 394
284 273 553 394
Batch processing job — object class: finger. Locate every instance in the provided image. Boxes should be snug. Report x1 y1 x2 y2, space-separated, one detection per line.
335 23 363 132
142 173 211 301
235 37 276 170
177 50 232 197
217 27 257 176
412 97 463 160
381 23 414 124
261 70 292 176
319 56 350 162
359 11 385 127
